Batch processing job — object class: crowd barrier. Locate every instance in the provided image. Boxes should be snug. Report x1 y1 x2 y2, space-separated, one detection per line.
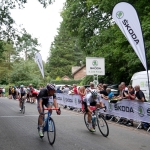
56 93 150 132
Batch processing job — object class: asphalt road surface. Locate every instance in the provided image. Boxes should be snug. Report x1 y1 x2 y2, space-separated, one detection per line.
0 97 150 150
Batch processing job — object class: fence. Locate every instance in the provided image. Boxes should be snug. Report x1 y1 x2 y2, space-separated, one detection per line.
56 93 150 132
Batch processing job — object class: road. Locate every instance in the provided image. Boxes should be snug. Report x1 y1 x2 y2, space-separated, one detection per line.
0 97 150 150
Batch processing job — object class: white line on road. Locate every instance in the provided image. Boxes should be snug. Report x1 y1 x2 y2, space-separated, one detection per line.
0 114 80 118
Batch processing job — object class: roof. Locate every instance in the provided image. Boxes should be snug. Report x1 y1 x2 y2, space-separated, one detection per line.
72 65 86 76
61 75 70 80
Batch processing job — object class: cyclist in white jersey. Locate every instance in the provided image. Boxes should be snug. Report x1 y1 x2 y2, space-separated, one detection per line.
83 89 105 132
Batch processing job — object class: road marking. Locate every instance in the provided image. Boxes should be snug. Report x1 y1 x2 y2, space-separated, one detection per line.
0 114 80 118
0 116 24 118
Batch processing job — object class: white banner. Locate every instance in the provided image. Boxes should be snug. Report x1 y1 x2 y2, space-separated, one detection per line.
35 53 44 78
112 2 147 70
56 93 82 108
56 93 150 123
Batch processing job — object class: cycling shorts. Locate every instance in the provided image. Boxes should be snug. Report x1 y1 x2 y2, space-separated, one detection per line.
83 101 97 113
37 99 53 111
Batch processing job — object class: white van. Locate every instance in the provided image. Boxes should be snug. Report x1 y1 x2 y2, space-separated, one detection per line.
130 70 150 100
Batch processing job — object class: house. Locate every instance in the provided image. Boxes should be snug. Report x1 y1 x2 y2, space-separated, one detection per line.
61 75 70 80
72 65 86 80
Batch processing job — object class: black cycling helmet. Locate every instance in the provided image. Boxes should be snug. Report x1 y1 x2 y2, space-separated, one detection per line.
47 83 56 91
91 89 98 97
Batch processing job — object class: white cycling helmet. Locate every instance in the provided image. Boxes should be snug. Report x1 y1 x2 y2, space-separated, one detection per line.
91 89 98 97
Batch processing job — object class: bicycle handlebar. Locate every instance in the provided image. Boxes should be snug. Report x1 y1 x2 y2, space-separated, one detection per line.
44 108 59 111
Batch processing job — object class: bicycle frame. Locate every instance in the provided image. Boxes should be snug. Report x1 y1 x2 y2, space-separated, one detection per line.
43 108 59 132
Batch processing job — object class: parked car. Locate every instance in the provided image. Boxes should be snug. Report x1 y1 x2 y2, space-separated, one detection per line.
107 84 119 96
55 84 71 93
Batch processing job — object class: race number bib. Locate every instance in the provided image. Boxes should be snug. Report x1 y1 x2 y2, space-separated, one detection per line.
48 96 53 103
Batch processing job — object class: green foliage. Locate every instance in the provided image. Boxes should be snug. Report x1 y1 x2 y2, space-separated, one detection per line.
16 30 40 60
46 21 85 79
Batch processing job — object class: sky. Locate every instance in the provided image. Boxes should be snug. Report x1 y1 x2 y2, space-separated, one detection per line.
10 0 66 62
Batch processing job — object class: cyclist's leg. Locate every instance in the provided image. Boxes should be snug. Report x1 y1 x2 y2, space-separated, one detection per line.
19 97 22 111
84 102 93 127
37 99 44 137
89 102 97 131
38 99 44 125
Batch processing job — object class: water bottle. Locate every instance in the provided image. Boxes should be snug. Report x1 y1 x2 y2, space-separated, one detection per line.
92 113 96 128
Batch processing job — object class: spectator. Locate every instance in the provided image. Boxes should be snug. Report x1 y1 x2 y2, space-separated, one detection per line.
63 85 70 108
86 82 95 94
8 86 12 99
78 86 86 112
134 85 146 102
124 85 135 100
56 87 62 93
2 87 5 97
102 88 114 100
70 84 78 95
121 82 128 99
0 87 2 97
12 86 17 100
63 85 70 94
100 84 108 96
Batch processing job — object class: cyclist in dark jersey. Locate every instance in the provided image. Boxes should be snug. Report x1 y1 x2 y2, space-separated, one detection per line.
37 83 61 137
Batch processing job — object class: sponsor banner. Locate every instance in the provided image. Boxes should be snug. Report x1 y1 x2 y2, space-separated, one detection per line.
56 93 150 123
35 53 44 78
100 99 150 123
112 2 147 70
56 93 82 108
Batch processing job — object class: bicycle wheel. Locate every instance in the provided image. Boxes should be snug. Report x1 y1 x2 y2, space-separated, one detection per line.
47 117 56 145
97 115 109 137
84 113 92 132
22 101 25 114
21 100 23 113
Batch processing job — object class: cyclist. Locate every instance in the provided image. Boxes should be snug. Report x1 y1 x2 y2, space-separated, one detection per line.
83 89 105 132
37 83 61 137
18 85 27 111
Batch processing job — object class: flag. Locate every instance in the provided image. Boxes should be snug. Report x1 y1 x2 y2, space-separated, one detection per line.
35 53 44 78
112 2 147 70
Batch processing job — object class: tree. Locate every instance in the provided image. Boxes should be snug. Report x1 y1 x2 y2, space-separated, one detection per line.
46 21 85 79
15 30 40 60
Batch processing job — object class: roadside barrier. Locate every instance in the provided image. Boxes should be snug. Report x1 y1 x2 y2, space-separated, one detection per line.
56 93 150 132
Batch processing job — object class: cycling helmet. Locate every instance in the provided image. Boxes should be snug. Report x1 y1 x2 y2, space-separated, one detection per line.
91 89 98 97
20 85 24 88
47 83 56 91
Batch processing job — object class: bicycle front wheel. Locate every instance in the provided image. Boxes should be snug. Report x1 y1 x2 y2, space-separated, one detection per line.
84 113 92 132
22 105 25 114
97 115 109 137
47 117 56 145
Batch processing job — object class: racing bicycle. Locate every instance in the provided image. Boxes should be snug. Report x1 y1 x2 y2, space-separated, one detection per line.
20 97 25 114
84 106 109 137
38 107 60 145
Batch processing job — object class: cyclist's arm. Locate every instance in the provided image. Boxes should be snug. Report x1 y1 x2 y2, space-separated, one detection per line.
53 98 58 108
39 98 43 114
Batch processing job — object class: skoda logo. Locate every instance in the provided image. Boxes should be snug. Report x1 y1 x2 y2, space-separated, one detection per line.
138 106 145 117
92 60 98 66
116 11 124 19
